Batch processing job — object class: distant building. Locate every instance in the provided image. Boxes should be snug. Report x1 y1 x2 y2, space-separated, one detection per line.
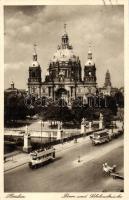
104 69 112 87
99 70 118 96
5 81 18 94
5 82 26 96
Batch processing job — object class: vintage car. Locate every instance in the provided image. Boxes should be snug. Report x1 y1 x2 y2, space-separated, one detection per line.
90 130 111 145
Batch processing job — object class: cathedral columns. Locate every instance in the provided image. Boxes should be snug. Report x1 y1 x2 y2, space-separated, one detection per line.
48 87 51 97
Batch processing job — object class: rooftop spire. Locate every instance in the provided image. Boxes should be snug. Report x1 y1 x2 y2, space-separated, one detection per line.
33 43 37 61
104 69 112 87
64 23 67 33
88 42 92 59
33 43 37 54
11 81 14 89
88 42 91 51
61 24 69 49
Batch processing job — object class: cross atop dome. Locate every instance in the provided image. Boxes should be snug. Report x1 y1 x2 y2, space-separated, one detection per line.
88 42 92 52
33 43 37 54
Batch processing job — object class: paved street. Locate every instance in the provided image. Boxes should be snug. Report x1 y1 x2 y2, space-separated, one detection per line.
4 135 123 192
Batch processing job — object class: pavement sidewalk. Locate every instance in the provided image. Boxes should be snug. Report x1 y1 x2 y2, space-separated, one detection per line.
4 136 89 172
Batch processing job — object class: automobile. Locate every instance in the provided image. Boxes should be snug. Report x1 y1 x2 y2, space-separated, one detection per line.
90 130 111 145
108 129 123 139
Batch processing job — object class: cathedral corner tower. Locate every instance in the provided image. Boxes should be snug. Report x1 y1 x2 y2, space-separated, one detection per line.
28 44 42 97
84 46 97 94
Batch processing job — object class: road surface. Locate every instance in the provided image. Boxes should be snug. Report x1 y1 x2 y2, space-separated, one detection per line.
4 135 124 192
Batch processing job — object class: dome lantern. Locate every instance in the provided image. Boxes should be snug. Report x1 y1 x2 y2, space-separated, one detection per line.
33 43 38 61
61 24 69 49
85 44 95 66
31 44 40 67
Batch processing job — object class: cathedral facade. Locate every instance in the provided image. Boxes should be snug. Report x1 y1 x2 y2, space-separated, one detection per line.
28 27 98 101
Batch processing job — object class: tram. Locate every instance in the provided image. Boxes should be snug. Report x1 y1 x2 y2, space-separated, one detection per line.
29 147 55 169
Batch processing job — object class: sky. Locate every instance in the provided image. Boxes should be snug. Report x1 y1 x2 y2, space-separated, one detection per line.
4 5 124 89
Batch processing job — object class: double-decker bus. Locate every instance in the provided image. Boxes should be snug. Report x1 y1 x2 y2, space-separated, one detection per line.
29 147 55 169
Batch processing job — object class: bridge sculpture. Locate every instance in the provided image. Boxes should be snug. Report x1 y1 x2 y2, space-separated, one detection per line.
23 125 32 153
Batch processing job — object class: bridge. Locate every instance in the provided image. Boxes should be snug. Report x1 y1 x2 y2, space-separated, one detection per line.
4 127 83 146
4 118 123 153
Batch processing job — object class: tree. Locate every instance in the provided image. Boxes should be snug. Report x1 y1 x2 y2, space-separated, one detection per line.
4 92 28 124
39 99 73 122
71 98 83 122
114 91 124 108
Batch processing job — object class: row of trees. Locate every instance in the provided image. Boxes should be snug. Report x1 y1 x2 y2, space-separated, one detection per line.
4 91 124 127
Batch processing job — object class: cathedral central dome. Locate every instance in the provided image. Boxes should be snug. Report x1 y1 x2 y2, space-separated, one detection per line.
47 25 82 83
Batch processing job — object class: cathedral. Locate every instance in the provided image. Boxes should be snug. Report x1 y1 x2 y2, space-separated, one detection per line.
28 26 110 101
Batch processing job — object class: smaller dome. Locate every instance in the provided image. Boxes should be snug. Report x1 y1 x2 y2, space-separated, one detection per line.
85 60 95 66
62 33 68 38
31 61 39 67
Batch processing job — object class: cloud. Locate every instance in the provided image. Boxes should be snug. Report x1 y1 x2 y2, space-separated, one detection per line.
4 5 124 89
5 62 25 71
